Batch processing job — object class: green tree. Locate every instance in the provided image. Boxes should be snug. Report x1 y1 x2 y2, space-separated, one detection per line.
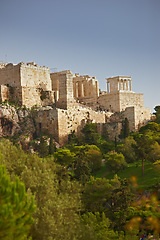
71 145 102 175
101 125 109 141
105 151 127 173
98 139 115 154
38 136 48 157
80 212 118 240
154 105 160 124
0 165 35 240
68 130 79 145
82 176 133 230
132 131 155 176
48 136 56 155
73 146 91 183
139 122 160 133
81 123 101 145
119 118 130 139
0 139 82 240
118 136 137 163
54 148 75 166
86 145 102 172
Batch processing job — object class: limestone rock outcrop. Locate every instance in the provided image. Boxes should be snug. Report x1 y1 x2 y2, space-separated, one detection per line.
0 104 36 145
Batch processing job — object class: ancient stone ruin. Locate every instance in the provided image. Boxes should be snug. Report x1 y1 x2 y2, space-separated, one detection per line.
0 61 151 145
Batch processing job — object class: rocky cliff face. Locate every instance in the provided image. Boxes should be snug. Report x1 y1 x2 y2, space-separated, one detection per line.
0 103 36 147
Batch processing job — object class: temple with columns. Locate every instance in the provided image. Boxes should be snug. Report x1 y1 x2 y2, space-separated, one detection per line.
0 61 151 145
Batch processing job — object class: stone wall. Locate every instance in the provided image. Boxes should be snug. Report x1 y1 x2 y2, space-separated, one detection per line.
20 62 51 90
119 92 144 111
0 63 21 87
108 106 151 132
35 107 59 141
51 70 76 109
21 87 55 108
98 93 120 112
134 107 151 130
98 92 144 112
0 62 54 108
0 85 10 102
35 104 105 145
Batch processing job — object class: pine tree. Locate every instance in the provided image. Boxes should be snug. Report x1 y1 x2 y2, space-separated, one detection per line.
39 136 48 157
0 165 36 240
119 118 130 139
48 136 56 155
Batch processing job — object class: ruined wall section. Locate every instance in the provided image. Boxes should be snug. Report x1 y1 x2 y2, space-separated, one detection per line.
73 74 99 107
108 106 151 132
21 88 55 108
20 62 54 107
98 92 144 112
20 62 51 90
0 85 10 102
98 93 120 112
51 70 76 109
35 107 59 142
35 104 105 145
57 105 105 145
134 107 151 130
119 92 144 111
0 62 55 107
0 63 21 87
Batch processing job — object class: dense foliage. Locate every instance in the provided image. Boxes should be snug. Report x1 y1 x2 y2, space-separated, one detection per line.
1 107 160 239
0 164 35 240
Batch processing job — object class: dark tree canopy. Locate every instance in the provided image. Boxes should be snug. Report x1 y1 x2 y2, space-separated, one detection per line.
0 165 35 240
119 118 130 139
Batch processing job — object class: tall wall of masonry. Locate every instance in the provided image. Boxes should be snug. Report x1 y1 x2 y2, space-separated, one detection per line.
35 104 105 145
0 61 152 144
97 76 151 136
50 70 75 109
98 76 144 112
0 62 55 107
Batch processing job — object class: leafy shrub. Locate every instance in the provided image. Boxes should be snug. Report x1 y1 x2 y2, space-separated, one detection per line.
105 151 127 173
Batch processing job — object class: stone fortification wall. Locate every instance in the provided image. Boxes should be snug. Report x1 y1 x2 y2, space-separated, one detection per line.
96 122 122 141
0 63 21 87
57 105 105 144
35 104 105 145
21 87 55 108
98 92 144 112
123 106 151 131
0 85 10 102
98 93 120 112
134 107 151 130
51 70 75 109
0 62 54 108
108 106 151 132
0 84 23 105
20 62 51 90
119 92 143 111
35 107 59 142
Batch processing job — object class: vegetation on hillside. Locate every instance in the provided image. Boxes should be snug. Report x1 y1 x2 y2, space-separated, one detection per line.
0 105 160 239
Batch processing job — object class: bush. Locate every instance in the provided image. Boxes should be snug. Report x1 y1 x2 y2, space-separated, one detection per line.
105 151 127 173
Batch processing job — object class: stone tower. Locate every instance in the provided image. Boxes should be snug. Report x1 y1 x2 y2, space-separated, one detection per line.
50 70 75 109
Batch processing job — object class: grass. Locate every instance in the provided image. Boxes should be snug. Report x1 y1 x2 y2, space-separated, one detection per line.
95 161 160 190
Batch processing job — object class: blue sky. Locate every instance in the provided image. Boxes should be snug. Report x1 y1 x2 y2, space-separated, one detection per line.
0 0 159 112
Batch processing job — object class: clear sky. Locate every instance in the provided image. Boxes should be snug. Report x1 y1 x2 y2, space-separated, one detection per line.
0 0 159 112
